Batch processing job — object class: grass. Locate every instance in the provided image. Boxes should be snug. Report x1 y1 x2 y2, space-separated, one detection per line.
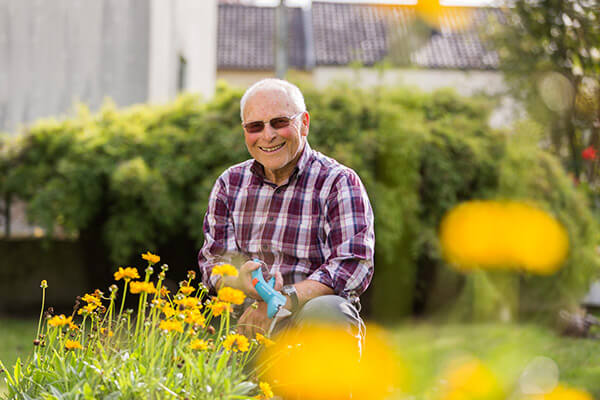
1 318 599 398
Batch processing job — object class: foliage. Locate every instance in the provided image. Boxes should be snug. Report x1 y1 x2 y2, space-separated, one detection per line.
486 0 600 184
0 82 598 322
0 254 271 399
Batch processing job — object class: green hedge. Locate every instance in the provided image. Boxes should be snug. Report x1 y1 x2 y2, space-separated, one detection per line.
1 82 598 322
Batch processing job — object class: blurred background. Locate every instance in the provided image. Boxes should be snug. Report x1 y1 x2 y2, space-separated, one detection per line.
1 0 599 397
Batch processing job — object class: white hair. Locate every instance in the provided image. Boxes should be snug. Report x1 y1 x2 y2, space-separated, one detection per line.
240 78 306 120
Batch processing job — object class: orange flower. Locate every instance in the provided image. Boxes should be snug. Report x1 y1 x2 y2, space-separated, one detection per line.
184 309 206 327
129 281 157 294
65 340 82 350
211 264 238 277
208 301 232 317
175 297 201 310
218 287 246 305
159 319 184 333
179 286 195 296
114 267 140 281
189 339 209 351
223 333 249 352
141 251 160 264
48 314 72 327
256 333 275 348
82 293 102 307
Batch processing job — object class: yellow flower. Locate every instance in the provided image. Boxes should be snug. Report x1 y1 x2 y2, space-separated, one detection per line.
256 333 275 348
129 281 157 294
160 287 170 297
175 296 201 309
260 324 402 400
257 381 274 399
114 267 140 281
162 304 177 318
68 322 79 331
208 301 232 317
100 327 114 337
180 286 195 296
77 303 98 315
184 309 206 327
223 333 249 352
40 280 48 289
529 384 593 400
189 339 209 351
440 357 503 400
211 264 238 277
65 340 82 350
159 319 184 333
439 201 569 275
82 293 102 307
218 287 246 305
141 251 160 264
48 314 72 327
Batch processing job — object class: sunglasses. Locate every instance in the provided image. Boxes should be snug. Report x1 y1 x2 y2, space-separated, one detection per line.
242 112 304 134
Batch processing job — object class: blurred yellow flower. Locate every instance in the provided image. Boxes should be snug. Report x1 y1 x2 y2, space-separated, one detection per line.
162 304 176 318
530 384 593 400
82 293 102 307
184 309 206 327
141 251 160 264
65 340 82 350
68 322 79 331
223 333 249 352
100 327 114 337
208 301 232 317
439 357 503 400
48 314 72 327
260 324 402 400
114 267 140 281
180 286 195 296
255 333 275 348
77 303 98 315
257 381 274 399
130 281 157 294
218 287 246 305
439 201 569 275
159 319 184 333
175 296 201 309
189 339 208 351
211 264 238 277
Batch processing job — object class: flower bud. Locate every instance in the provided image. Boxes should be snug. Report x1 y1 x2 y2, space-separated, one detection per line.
145 266 154 275
33 339 40 346
161 264 169 272
187 270 196 280
40 280 48 289
109 284 118 293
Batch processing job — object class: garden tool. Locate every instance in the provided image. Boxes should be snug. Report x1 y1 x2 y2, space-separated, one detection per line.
251 259 291 335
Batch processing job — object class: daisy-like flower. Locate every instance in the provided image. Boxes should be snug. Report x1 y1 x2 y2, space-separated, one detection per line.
189 339 209 351
65 340 82 350
68 322 79 331
82 293 102 307
159 319 184 333
256 333 275 348
208 301 232 317
129 281 157 294
179 286 195 296
223 333 250 352
256 381 274 399
211 264 238 277
114 267 140 281
48 314 72 327
141 251 160 264
184 309 206 327
162 304 176 318
175 297 201 309
218 287 246 305
77 303 98 315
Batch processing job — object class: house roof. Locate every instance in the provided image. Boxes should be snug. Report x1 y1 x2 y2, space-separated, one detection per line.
217 2 503 71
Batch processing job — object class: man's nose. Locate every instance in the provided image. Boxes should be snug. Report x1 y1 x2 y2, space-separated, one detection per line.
261 123 278 141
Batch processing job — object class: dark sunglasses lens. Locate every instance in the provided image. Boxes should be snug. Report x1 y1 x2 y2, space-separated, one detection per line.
270 117 291 129
245 121 265 133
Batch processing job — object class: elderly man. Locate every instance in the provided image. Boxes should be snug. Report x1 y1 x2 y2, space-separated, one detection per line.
198 79 374 338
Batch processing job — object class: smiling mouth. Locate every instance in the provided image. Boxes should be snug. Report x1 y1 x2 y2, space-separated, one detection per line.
259 143 285 153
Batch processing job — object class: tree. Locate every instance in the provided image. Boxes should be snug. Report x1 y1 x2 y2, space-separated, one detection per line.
488 0 600 181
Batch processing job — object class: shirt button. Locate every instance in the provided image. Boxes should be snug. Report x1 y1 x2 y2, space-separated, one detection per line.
268 216 274 222
262 244 268 250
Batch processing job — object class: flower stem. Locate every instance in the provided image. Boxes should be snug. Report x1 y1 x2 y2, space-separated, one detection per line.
36 287 46 341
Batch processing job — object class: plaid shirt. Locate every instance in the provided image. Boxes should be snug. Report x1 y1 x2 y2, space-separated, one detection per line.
198 142 374 299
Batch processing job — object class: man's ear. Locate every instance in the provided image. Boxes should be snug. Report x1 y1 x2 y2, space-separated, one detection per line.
301 112 310 137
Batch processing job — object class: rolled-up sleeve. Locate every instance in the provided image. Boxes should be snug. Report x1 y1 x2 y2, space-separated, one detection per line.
307 171 375 298
198 176 238 293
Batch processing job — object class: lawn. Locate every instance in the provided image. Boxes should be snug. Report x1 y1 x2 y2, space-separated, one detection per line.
1 318 599 398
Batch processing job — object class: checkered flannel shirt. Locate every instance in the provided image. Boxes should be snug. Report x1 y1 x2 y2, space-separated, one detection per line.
198 142 374 299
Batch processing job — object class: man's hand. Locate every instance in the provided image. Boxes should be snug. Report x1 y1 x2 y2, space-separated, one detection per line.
219 260 283 300
237 301 274 337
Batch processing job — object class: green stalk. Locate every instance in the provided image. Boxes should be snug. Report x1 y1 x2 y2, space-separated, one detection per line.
36 286 46 341
119 280 129 316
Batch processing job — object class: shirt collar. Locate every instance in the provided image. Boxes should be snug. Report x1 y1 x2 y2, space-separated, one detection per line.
250 140 314 184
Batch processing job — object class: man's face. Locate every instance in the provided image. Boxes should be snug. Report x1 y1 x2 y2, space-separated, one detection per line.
242 87 309 182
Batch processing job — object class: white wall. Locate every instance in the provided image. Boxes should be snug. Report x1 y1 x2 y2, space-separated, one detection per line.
149 0 218 103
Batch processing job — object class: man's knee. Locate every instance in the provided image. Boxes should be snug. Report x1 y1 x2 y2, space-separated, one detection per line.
295 295 361 328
